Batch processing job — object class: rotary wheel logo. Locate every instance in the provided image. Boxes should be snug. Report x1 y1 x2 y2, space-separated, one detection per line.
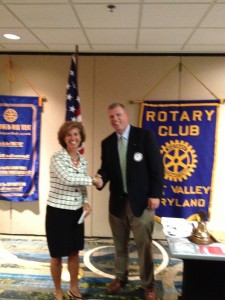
3 108 18 123
160 140 198 182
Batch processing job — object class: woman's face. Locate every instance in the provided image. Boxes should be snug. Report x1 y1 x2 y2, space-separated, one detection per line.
64 127 81 152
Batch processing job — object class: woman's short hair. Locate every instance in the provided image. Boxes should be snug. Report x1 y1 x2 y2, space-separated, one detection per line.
58 121 86 149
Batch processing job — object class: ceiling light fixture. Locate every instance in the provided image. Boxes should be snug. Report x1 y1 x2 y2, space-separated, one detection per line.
107 4 116 13
3 34 20 40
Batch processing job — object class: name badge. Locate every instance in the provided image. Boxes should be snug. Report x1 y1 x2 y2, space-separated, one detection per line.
134 152 143 162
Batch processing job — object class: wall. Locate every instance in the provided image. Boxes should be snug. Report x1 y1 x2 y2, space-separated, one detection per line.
0 54 224 237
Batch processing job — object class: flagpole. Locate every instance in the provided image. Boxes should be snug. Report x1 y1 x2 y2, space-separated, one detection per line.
75 45 79 86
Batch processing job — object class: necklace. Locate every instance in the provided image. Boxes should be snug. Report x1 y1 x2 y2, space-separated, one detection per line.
70 155 79 167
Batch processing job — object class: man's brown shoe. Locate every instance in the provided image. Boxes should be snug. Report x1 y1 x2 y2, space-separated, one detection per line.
106 278 128 294
144 288 158 300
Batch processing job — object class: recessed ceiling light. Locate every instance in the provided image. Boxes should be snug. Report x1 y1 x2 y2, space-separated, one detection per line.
3 34 20 40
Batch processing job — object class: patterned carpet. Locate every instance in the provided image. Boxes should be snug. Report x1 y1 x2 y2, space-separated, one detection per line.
0 235 183 300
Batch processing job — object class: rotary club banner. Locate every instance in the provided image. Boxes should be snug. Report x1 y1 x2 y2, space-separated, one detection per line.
139 100 220 220
0 96 41 201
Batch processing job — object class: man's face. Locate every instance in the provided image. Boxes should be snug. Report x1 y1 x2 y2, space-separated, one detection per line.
108 106 129 134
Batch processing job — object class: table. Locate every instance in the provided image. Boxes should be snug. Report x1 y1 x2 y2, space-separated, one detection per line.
167 236 225 300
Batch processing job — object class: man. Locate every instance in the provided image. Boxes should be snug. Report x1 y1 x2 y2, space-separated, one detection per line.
96 103 164 300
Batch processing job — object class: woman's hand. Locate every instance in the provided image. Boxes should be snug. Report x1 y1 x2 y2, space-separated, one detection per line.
83 202 92 217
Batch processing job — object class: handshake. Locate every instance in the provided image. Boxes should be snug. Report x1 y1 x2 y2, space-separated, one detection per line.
92 174 103 188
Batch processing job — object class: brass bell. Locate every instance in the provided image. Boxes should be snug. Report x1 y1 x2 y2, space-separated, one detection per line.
188 210 215 245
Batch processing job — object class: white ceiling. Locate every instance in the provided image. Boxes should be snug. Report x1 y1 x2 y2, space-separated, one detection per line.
1 0 225 54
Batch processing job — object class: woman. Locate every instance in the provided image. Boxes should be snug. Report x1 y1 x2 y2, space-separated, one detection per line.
46 121 101 300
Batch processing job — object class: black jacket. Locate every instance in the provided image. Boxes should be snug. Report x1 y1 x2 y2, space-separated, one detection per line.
98 125 164 217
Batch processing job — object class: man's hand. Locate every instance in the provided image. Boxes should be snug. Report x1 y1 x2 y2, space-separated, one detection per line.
92 174 103 188
147 198 160 210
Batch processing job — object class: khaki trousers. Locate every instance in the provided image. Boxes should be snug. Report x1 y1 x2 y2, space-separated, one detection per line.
109 199 155 289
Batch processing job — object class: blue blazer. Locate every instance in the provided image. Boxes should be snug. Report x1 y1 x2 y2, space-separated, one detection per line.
98 125 164 217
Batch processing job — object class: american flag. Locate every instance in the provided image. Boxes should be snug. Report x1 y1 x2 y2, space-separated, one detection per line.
65 55 82 122
65 55 84 153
